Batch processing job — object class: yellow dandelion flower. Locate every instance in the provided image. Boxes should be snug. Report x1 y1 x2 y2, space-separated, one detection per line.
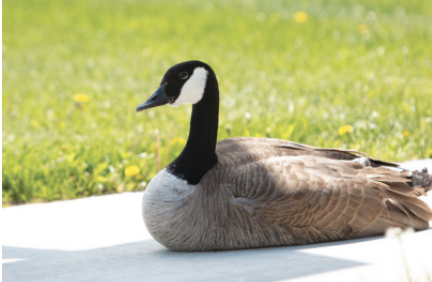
358 24 368 34
338 125 353 136
402 130 410 137
125 165 140 176
294 12 308 23
170 137 187 146
74 94 90 103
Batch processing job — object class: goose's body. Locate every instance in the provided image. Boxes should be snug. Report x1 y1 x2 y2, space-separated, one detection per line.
137 61 432 251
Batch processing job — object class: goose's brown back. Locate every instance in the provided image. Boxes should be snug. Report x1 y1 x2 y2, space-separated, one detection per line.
207 137 432 247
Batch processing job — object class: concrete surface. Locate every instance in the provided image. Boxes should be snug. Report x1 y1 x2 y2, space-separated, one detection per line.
3 160 432 282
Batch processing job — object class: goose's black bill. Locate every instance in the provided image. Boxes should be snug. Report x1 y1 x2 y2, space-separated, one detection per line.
136 83 170 112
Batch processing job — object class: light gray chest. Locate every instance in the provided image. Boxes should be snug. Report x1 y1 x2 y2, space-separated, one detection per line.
142 169 200 250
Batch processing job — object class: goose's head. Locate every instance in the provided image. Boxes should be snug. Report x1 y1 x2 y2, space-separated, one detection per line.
136 60 216 112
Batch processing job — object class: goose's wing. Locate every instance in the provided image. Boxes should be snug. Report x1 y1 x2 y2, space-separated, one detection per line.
216 138 432 243
217 137 397 167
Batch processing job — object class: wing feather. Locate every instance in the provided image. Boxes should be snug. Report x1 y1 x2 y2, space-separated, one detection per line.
217 137 431 243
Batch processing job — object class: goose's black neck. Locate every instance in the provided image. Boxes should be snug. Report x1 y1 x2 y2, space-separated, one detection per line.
167 73 219 185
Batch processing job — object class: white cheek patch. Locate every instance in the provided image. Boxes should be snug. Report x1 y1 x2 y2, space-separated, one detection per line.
170 67 208 107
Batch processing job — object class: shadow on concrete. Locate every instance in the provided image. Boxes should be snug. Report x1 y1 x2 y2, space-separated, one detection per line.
2 236 379 282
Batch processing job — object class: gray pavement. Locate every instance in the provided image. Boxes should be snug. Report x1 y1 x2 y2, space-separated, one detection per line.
3 160 432 282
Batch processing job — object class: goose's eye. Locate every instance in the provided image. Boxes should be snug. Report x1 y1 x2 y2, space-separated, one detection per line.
179 72 188 80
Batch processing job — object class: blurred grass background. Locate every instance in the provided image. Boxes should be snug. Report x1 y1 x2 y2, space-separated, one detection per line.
2 0 432 205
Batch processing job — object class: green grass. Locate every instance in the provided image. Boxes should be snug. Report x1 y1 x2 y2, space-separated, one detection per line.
3 0 432 205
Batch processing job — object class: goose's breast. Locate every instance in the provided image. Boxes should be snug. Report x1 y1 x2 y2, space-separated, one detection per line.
142 169 205 250
142 167 248 251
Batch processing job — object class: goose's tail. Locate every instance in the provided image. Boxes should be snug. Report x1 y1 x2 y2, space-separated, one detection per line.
412 168 432 193
352 167 432 238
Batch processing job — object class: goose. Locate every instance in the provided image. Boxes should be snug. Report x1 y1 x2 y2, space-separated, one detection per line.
136 60 432 251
